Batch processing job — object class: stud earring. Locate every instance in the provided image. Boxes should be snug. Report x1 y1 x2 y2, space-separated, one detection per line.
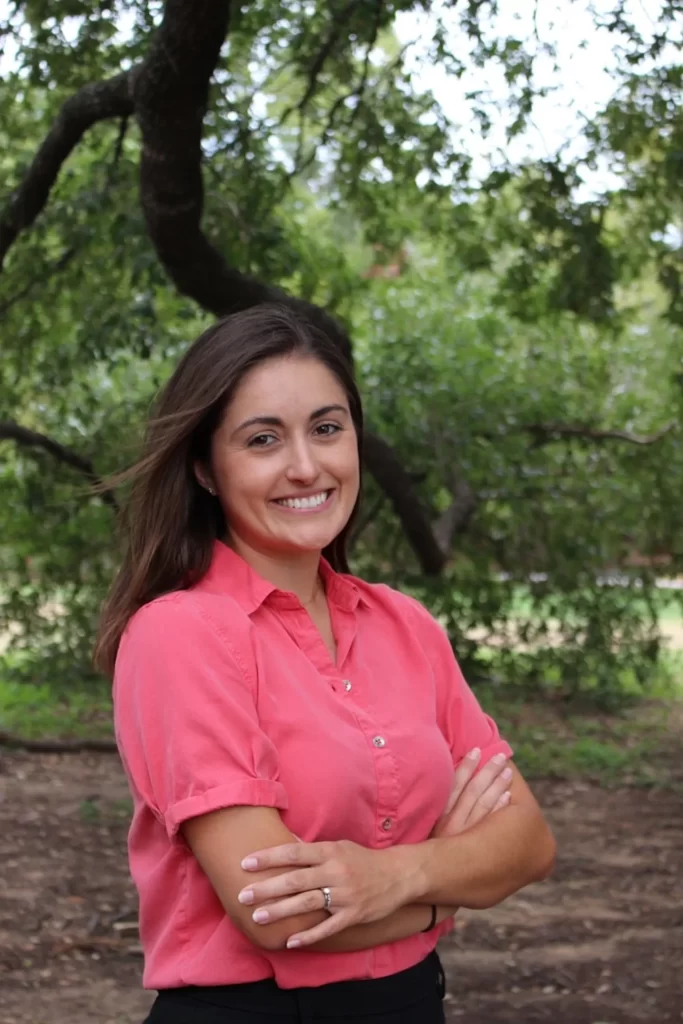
207 486 215 496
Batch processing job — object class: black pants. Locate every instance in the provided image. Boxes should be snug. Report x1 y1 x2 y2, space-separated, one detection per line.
144 951 446 1023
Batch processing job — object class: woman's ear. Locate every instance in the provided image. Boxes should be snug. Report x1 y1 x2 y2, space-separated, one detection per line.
194 461 216 496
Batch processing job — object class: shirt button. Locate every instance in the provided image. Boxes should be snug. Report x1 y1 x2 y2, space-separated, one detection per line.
343 680 352 691
372 736 386 748
381 817 392 831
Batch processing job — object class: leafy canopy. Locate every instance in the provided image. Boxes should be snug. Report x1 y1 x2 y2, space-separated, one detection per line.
1 0 682 709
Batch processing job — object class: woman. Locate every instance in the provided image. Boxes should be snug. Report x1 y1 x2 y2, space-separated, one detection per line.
96 303 555 1023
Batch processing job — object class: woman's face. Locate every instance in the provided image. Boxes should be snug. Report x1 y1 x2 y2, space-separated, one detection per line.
205 354 360 559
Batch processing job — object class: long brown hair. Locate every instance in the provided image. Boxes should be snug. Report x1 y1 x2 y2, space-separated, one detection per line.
94 303 363 677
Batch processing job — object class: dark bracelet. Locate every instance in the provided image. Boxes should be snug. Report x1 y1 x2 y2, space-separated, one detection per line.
421 905 438 933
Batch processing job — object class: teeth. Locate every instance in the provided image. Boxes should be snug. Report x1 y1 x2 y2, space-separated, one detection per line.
276 491 329 509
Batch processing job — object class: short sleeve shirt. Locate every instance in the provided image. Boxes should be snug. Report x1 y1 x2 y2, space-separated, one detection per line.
114 541 512 990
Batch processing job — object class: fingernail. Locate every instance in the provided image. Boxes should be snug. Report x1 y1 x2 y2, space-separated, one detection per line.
241 857 258 870
492 753 506 765
238 890 254 905
467 747 481 760
252 909 269 923
287 938 301 949
502 767 513 780
500 791 511 805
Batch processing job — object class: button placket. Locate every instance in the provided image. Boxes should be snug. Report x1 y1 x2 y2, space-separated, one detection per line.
369 734 396 838
355 708 397 846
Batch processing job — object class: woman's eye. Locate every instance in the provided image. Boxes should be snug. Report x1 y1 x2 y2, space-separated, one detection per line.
315 422 341 437
248 433 277 448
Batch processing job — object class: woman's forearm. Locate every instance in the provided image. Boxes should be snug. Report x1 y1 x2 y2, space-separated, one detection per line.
310 904 455 953
395 799 556 911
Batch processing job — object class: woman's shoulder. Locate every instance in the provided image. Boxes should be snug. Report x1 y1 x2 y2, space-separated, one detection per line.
121 586 251 654
129 584 245 622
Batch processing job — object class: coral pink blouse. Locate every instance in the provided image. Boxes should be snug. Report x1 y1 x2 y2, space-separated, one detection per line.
114 541 511 990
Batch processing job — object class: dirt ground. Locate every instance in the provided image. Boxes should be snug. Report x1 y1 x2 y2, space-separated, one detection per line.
0 752 681 1024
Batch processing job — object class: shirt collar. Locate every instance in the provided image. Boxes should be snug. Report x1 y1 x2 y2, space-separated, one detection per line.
196 540 366 616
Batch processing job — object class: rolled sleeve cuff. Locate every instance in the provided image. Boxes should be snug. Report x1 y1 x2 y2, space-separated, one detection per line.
476 739 514 769
165 778 289 839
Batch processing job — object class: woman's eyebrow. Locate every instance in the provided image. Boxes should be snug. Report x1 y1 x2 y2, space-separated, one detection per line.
234 405 349 434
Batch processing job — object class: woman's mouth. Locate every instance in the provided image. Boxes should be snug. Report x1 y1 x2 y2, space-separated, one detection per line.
271 489 333 512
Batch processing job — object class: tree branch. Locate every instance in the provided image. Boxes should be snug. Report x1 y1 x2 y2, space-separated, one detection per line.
0 0 452 575
526 421 675 446
0 421 119 511
133 1 355 361
132 0 453 571
363 431 447 574
0 72 133 269
1 111 131 318
289 0 385 178
433 477 478 551
278 0 364 127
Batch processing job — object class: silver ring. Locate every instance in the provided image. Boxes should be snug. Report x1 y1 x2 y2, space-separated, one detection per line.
320 886 332 911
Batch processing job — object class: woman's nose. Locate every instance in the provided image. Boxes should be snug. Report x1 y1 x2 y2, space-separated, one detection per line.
285 439 318 482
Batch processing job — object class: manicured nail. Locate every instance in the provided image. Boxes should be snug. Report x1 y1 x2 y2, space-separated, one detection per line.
238 890 254 905
253 909 269 923
241 857 258 870
467 747 481 760
502 767 513 780
492 753 506 765
500 791 511 805
287 938 301 949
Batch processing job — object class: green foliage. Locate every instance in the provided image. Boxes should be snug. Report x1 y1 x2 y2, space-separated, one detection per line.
478 689 682 788
0 672 113 738
1 0 683 709
351 247 683 704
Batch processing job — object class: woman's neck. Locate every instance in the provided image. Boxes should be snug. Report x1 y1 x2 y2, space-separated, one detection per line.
227 536 323 605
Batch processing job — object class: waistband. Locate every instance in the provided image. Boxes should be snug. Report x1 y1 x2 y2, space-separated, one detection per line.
157 951 445 1017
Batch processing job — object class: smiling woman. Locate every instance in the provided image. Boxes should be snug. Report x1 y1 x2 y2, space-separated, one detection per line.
95 303 555 1024
200 356 360 588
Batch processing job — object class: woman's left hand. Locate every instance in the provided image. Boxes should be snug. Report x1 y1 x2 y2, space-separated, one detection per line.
237 840 415 947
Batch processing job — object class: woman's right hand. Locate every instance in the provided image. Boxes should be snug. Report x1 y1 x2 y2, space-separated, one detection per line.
431 749 512 839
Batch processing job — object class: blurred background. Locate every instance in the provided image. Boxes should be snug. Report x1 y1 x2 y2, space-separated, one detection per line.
0 1 681 1021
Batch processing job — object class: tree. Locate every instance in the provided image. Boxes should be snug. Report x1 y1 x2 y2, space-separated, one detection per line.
1 0 682 699
353 242 683 704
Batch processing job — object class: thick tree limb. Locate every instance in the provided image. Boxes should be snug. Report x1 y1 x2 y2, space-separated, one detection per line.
133 0 454 572
132 1 354 360
0 421 119 511
0 72 133 269
363 431 447 573
433 477 478 551
526 421 675 446
0 0 452 573
1 114 129 317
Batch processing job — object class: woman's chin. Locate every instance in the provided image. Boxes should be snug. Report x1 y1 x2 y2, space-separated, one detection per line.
272 525 341 555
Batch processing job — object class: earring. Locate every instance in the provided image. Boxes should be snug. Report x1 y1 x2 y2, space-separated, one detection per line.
207 486 215 496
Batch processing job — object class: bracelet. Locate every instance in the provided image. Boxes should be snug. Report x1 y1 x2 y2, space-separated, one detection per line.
421 905 438 933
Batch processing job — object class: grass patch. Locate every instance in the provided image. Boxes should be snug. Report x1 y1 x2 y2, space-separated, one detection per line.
2 645 681 791
0 676 113 739
79 795 133 824
479 686 683 789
